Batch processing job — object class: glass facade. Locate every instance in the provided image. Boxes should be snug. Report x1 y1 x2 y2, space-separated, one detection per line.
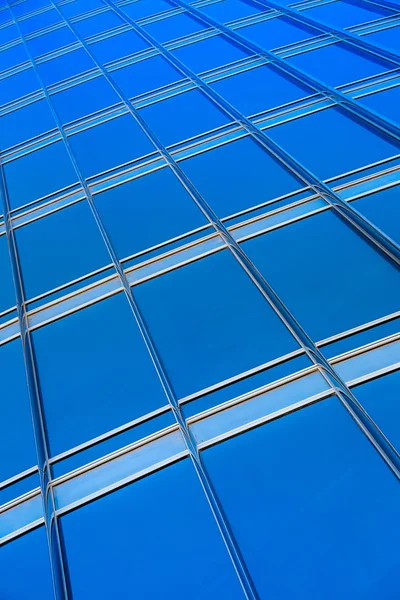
0 0 399 596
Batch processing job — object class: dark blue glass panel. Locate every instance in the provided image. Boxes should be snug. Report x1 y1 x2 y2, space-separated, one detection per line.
352 186 400 245
203 396 400 599
358 86 400 126
95 167 206 259
200 0 263 22
0 527 54 599
121 0 173 21
61 459 244 599
74 11 124 38
144 12 206 43
38 48 95 86
4 141 78 209
366 24 400 54
0 68 40 107
241 15 320 51
33 293 167 456
0 235 17 312
288 43 393 88
0 339 37 483
140 89 230 146
0 43 28 73
26 27 77 58
173 34 251 74
16 201 110 299
0 472 40 506
304 0 392 28
135 249 298 398
181 136 303 217
68 114 154 178
212 63 312 116
52 76 120 124
111 55 183 99
18 9 62 36
0 99 55 151
243 210 400 340
90 29 150 64
268 106 399 181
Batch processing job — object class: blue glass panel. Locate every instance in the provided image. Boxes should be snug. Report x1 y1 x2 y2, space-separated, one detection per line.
241 15 320 51
74 11 124 38
304 0 392 28
140 89 230 146
18 9 62 36
16 201 110 299
95 166 206 258
288 42 393 88
0 472 40 507
90 29 150 64
200 0 263 22
62 0 103 18
212 63 312 116
173 34 251 74
26 27 77 58
0 43 28 73
353 370 400 450
358 86 400 126
0 99 55 150
0 24 19 45
144 12 206 43
61 459 244 599
0 235 17 312
69 114 154 178
366 24 400 54
111 55 183 98
135 249 298 398
268 106 399 181
243 210 400 340
33 293 167 456
0 339 37 483
38 48 95 86
0 68 40 107
0 527 53 598
4 141 78 208
13 0 49 18
0 9 11 26
181 136 303 217
52 76 120 124
352 186 400 245
203 396 400 599
121 0 173 21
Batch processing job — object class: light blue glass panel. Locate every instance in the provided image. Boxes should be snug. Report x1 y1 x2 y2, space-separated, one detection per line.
0 494 42 539
203 396 400 598
135 249 298 397
60 459 244 599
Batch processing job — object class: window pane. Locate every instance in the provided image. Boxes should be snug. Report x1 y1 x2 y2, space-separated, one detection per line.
0 339 37 483
51 76 120 124
74 11 124 39
140 89 230 146
203 396 400 598
352 185 400 245
358 85 400 126
0 99 55 150
268 106 399 181
304 0 392 28
200 0 263 23
61 459 244 599
90 29 150 65
68 114 154 179
0 24 19 45
144 13 207 43
19 9 62 36
4 141 78 209
26 27 76 58
135 249 298 398
366 24 400 54
111 55 183 99
0 235 16 312
181 136 303 218
241 15 319 51
33 293 167 455
288 43 394 88
62 0 103 18
38 48 95 86
0 43 28 73
212 63 312 116
173 35 251 74
353 370 400 450
121 0 173 21
0 527 53 598
0 68 40 107
95 166 206 259
243 210 400 340
16 201 110 299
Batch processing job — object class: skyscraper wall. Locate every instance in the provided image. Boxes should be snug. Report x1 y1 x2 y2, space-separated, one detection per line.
0 0 399 597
